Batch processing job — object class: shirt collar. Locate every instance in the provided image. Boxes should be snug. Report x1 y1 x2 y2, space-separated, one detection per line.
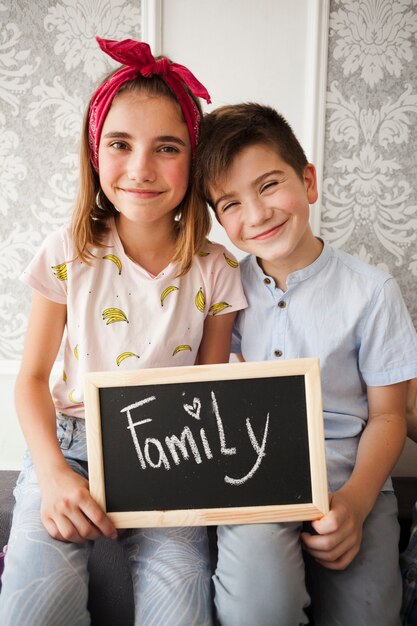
249 238 331 287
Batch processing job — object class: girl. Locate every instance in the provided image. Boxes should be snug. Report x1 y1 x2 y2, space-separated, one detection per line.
0 38 247 626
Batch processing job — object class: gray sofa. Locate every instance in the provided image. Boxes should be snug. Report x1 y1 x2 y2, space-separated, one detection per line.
1 470 416 625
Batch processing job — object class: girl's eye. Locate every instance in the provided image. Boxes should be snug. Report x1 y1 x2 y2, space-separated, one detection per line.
110 141 129 150
158 145 180 154
260 181 278 193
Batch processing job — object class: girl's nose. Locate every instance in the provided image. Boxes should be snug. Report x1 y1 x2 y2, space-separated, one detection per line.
127 150 156 182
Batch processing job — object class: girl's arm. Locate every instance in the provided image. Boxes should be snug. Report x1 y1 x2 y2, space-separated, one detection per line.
301 381 407 570
15 291 116 543
196 312 237 364
406 378 417 443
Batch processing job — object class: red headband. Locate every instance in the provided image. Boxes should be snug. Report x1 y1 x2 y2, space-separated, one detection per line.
88 37 211 171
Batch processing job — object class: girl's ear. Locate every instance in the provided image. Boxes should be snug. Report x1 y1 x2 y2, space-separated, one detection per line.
303 163 319 204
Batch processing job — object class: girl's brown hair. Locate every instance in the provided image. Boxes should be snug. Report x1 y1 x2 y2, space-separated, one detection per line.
71 70 211 276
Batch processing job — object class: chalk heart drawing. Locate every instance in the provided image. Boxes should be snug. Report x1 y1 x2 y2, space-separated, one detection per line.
183 397 201 420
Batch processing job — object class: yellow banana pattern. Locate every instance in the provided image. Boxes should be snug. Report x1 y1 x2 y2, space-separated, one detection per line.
103 254 122 275
56 244 238 379
209 302 231 316
172 344 192 356
223 253 238 268
160 285 179 306
102 307 129 325
69 389 81 404
195 287 205 313
116 351 140 366
51 263 67 281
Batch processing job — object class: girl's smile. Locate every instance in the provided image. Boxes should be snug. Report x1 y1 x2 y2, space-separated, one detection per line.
98 91 191 227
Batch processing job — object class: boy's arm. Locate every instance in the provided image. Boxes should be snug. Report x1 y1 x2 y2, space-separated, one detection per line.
302 381 407 570
406 378 417 443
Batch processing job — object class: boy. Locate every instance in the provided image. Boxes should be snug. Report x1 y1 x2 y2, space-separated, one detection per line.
194 103 417 626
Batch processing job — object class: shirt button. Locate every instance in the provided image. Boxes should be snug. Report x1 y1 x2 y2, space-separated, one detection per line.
277 300 286 309
274 350 283 357
264 277 271 285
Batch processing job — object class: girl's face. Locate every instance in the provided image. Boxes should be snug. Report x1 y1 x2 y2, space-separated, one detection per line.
98 90 191 227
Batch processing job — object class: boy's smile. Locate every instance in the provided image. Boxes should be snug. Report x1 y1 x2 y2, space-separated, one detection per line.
209 144 322 289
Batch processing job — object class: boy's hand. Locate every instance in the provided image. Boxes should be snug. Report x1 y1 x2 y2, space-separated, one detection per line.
39 466 117 543
300 488 366 570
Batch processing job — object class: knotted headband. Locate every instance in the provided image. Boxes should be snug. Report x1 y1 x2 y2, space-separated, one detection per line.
88 37 211 171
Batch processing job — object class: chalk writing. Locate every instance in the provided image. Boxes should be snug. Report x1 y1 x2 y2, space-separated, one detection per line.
120 390 270 486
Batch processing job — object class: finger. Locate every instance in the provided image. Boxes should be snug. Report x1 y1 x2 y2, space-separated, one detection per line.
314 545 359 571
82 498 117 539
43 516 65 542
303 533 357 564
69 509 103 542
301 527 350 552
44 513 84 544
311 506 348 535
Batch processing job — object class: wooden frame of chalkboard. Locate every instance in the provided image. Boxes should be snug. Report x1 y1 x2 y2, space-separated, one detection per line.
84 358 328 528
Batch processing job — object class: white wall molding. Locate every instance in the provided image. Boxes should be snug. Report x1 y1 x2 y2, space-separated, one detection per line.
304 0 330 235
142 0 162 54
0 360 21 376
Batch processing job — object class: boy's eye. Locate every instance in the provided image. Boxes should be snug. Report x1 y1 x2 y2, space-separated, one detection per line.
260 181 278 193
221 201 239 213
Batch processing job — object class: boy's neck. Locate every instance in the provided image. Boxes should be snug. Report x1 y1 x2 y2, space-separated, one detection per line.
258 235 323 292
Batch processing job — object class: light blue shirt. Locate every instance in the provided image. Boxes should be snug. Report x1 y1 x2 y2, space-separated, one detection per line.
233 242 417 491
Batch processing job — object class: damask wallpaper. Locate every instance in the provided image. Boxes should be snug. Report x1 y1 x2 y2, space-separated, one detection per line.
322 0 417 327
1 0 416 364
0 0 141 361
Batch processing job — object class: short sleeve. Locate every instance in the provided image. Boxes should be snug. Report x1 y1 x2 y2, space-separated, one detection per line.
231 324 242 353
20 227 71 305
359 277 417 386
205 245 247 316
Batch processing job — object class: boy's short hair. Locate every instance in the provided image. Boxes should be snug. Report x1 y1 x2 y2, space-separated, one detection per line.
194 103 308 209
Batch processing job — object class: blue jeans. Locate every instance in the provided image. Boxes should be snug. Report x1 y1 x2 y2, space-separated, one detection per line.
214 491 402 626
0 415 212 626
401 503 417 626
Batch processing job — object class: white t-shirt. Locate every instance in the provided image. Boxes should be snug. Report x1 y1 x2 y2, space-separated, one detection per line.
21 218 247 419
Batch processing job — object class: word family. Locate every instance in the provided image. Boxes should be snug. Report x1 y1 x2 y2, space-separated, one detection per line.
120 391 270 486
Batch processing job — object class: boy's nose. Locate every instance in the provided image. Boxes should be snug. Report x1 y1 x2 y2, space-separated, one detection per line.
127 151 156 182
245 198 271 225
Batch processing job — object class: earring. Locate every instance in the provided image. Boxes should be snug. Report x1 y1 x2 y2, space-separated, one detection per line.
96 190 104 210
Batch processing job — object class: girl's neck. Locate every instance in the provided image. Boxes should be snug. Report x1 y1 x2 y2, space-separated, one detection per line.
115 214 177 276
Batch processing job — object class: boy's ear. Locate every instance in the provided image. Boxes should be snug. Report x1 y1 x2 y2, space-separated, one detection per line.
213 207 222 224
303 163 319 204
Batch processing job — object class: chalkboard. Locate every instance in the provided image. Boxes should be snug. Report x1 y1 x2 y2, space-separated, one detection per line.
84 359 328 528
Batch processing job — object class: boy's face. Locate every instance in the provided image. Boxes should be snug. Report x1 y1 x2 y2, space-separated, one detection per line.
208 144 318 274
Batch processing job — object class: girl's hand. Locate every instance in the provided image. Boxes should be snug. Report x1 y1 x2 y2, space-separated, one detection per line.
300 489 366 570
40 466 117 544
